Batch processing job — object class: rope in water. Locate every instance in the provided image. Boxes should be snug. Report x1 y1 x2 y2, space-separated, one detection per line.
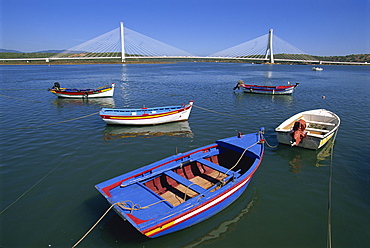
192 105 278 147
327 131 337 248
8 112 99 130
72 199 166 248
262 134 278 148
193 104 247 119
0 93 41 103
0 130 99 215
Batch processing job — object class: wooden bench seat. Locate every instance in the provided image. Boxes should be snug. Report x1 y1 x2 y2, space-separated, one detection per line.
306 127 330 133
164 171 205 194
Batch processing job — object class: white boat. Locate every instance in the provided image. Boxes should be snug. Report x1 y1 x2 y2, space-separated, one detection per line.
100 101 194 125
275 109 340 150
312 67 323 71
48 83 115 98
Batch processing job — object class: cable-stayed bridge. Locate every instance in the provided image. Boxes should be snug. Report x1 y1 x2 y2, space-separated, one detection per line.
2 22 367 65
50 23 317 63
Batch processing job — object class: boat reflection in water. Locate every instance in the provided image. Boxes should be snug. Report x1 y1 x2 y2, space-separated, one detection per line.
277 137 336 174
52 97 115 109
182 189 258 248
103 121 193 140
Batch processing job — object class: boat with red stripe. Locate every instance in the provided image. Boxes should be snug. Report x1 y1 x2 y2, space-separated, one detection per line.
99 101 193 125
95 128 265 238
234 80 299 95
48 82 115 98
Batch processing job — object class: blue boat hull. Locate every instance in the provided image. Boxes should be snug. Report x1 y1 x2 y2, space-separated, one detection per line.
147 178 251 237
96 128 265 238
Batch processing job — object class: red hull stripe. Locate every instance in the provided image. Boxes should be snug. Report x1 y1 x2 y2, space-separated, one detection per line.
101 106 191 120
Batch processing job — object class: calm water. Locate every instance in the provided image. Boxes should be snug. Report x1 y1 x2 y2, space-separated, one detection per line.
0 63 369 248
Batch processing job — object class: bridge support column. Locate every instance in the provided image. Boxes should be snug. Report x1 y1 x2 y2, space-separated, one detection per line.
120 22 125 62
264 29 274 63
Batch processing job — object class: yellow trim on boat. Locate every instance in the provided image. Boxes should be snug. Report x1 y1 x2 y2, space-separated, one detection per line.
144 221 175 236
319 132 334 147
110 111 179 120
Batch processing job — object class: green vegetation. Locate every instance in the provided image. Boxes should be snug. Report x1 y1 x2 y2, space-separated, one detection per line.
314 54 370 63
0 52 57 59
0 52 369 65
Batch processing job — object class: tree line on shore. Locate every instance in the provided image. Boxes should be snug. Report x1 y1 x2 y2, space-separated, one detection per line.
1 52 369 64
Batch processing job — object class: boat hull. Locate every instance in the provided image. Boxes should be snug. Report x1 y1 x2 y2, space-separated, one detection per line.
144 177 252 238
276 130 336 150
100 101 193 125
95 128 264 238
275 109 340 150
49 83 114 98
239 83 298 95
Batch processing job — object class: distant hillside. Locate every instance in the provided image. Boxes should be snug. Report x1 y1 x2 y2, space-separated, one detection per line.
0 49 23 53
34 50 67 53
315 54 370 63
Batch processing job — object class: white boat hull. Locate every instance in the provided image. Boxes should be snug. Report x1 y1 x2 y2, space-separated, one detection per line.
49 83 114 98
275 109 340 150
100 101 193 125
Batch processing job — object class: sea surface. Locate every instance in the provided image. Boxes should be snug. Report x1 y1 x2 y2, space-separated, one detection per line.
0 63 369 248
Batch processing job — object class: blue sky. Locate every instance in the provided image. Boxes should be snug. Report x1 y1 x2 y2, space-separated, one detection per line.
1 0 369 56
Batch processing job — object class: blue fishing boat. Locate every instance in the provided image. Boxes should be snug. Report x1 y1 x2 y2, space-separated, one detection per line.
95 128 265 238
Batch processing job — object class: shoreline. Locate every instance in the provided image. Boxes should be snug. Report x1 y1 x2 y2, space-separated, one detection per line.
1 61 368 66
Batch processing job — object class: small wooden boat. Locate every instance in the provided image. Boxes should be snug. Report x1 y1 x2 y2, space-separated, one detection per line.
48 82 114 98
275 109 340 150
99 101 194 125
95 128 265 238
312 67 323 71
234 80 299 95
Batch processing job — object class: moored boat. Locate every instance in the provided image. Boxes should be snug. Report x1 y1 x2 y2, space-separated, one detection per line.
234 80 299 95
99 101 194 125
95 128 265 238
48 82 115 98
275 109 340 150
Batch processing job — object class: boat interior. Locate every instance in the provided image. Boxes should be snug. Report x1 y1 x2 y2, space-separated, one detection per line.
281 115 337 136
143 147 255 207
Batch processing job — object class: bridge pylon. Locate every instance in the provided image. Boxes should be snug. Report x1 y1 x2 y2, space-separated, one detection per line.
264 29 274 63
120 22 125 62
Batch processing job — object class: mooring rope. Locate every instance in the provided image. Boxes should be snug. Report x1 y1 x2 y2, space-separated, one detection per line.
224 137 261 176
71 203 118 248
261 134 279 148
193 104 247 119
327 131 337 248
0 93 41 103
8 111 99 130
72 199 166 247
0 129 99 216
